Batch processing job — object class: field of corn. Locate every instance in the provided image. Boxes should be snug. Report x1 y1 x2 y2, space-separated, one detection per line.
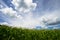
0 25 60 40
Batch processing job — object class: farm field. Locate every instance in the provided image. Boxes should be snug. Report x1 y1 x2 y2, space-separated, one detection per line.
0 25 60 40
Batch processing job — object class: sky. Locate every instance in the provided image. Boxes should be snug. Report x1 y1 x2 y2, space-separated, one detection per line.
0 0 60 29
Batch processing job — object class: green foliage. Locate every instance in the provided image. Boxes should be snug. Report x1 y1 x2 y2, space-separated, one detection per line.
0 25 60 40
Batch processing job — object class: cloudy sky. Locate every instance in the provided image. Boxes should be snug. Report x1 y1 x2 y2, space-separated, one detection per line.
0 0 60 29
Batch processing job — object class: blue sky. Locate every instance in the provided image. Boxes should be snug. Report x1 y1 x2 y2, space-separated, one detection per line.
0 0 60 29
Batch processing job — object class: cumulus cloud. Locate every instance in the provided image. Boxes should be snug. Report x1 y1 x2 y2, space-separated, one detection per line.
40 10 60 27
12 0 37 13
0 7 17 17
0 0 60 29
0 0 38 29
0 22 8 25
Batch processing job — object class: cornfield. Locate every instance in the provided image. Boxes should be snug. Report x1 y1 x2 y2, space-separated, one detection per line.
0 25 60 40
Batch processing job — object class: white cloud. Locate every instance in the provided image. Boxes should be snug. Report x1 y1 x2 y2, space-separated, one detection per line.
0 7 23 19
39 10 60 28
0 7 16 16
0 0 37 29
0 22 8 25
12 0 37 13
1 0 60 29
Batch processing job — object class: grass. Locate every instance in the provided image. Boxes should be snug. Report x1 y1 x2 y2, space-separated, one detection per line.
0 25 60 40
